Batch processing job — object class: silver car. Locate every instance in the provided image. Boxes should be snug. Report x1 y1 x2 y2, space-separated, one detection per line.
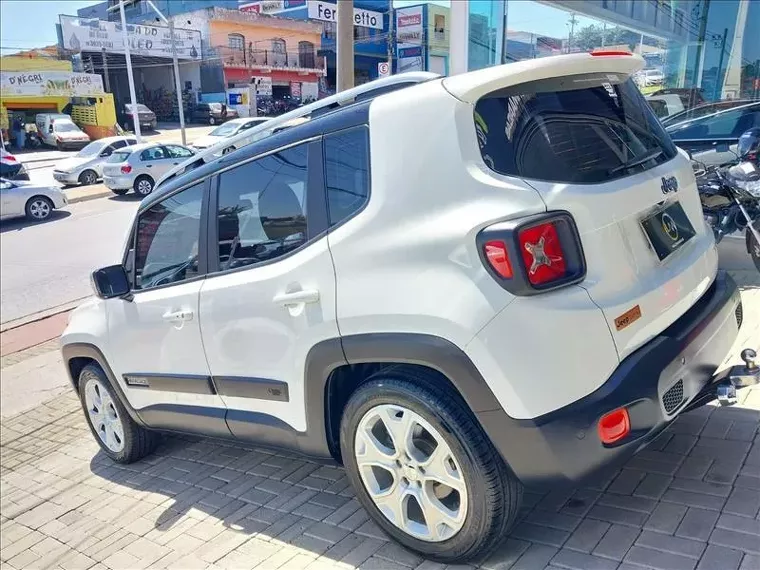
102 142 195 197
0 178 67 221
53 136 138 186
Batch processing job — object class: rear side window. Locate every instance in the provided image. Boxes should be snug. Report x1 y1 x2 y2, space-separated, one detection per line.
324 127 370 226
474 75 677 184
108 151 131 163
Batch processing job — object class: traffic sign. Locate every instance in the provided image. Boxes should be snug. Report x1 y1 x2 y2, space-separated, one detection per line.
378 61 390 77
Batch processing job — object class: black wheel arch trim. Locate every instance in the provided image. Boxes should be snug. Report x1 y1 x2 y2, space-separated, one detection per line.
61 343 147 427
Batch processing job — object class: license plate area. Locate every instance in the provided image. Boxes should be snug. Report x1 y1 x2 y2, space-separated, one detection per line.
640 201 696 261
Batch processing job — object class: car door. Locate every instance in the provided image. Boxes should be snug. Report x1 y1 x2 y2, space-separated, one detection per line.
105 180 231 436
165 145 195 168
139 146 170 180
198 139 338 442
0 180 23 219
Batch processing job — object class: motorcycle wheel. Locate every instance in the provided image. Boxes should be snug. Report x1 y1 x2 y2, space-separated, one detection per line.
748 223 760 273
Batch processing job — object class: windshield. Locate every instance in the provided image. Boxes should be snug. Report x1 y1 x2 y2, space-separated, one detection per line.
108 151 131 163
209 122 240 137
126 104 152 113
54 122 80 133
77 141 108 157
474 75 677 184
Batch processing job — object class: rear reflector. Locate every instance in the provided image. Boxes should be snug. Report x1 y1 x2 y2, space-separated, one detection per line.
518 222 567 286
590 51 633 56
598 408 631 444
483 240 513 279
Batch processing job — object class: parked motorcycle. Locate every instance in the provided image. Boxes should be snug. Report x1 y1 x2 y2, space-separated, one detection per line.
693 128 760 272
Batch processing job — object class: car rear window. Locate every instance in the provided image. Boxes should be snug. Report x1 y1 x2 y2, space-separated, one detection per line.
108 151 131 163
474 74 677 184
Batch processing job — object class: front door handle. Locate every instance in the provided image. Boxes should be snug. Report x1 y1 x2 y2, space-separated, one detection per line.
273 290 320 307
162 308 194 323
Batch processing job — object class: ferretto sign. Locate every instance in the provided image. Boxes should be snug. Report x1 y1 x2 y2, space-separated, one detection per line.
307 1 384 30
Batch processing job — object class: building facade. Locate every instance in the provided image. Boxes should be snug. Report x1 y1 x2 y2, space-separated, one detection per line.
394 3 450 75
238 0 391 91
451 0 760 102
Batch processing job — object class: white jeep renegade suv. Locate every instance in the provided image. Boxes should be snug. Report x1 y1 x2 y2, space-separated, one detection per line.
61 53 753 563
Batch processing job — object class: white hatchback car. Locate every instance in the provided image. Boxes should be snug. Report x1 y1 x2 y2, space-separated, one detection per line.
53 136 138 186
0 178 67 221
61 54 757 563
102 142 195 197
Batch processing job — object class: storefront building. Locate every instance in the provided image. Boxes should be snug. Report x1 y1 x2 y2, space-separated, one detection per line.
451 0 760 103
394 3 450 75
238 0 391 92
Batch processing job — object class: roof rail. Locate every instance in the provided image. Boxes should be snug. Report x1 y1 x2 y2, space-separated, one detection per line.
161 72 440 184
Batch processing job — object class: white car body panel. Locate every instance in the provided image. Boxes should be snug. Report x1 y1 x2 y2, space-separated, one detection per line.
0 179 67 219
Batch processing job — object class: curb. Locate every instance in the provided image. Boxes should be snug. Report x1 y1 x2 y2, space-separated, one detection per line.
0 297 88 334
66 188 114 204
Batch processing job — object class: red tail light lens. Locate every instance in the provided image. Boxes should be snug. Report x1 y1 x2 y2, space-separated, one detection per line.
483 240 513 279
598 408 631 444
518 222 567 286
120 165 132 174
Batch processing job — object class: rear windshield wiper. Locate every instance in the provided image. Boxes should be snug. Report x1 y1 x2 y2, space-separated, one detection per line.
608 149 664 176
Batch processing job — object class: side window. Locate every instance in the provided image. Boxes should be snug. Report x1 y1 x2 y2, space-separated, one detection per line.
324 127 370 226
215 144 308 270
111 140 127 150
140 147 167 161
133 183 204 290
166 145 194 159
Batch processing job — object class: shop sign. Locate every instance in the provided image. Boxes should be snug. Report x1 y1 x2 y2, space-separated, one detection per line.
307 1 383 30
60 15 202 60
239 0 305 13
253 76 273 96
396 5 423 44
290 81 302 98
228 93 244 105
1 70 104 97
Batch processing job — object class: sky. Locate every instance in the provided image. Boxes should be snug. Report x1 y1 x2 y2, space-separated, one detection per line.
0 0 595 56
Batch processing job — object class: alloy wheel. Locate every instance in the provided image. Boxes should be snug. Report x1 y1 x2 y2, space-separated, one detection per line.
28 199 51 220
354 404 468 542
136 179 153 196
84 379 125 453
81 171 97 185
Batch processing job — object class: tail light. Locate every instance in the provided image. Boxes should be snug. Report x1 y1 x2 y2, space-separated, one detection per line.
477 211 586 296
120 165 132 174
590 51 633 56
3 154 17 162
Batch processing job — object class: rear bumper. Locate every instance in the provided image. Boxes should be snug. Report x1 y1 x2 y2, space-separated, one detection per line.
103 175 134 190
480 270 742 487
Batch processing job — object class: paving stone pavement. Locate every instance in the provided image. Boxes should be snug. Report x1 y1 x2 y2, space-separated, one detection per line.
0 285 758 570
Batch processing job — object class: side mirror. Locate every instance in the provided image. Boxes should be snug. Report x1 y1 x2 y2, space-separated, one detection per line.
715 142 730 153
90 265 130 299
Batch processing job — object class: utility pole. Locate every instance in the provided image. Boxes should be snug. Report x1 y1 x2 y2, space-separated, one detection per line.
119 0 142 143
147 0 186 145
337 0 354 92
694 0 710 86
101 48 111 92
713 28 728 100
567 14 578 53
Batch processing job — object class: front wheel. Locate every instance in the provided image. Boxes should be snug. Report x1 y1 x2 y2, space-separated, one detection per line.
209 116 216 125
79 169 98 186
25 196 54 221
78 364 158 463
133 175 154 197
340 368 522 563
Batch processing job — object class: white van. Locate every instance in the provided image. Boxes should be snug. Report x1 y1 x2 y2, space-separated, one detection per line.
35 113 91 150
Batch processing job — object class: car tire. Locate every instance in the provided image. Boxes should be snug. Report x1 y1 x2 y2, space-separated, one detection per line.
78 363 158 463
748 222 760 273
209 116 216 125
133 175 154 197
111 188 129 196
78 169 98 186
24 195 54 221
56 142 64 151
340 367 522 563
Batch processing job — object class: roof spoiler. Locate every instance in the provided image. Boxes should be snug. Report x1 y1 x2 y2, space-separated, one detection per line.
159 72 440 185
442 52 644 104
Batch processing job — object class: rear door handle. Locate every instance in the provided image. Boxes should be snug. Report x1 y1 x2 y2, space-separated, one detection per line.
273 290 319 307
162 308 194 323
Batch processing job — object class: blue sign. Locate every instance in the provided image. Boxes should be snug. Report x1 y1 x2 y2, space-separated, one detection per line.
284 0 306 7
398 46 422 58
228 93 243 105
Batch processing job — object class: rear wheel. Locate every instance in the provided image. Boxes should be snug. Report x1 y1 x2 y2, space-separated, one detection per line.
134 175 154 197
78 363 158 463
25 196 53 221
78 169 97 186
209 116 216 125
340 368 522 563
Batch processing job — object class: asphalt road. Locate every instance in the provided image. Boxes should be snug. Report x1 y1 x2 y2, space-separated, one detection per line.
0 196 139 324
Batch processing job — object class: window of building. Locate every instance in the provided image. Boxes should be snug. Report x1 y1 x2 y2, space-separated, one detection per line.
215 144 309 270
354 26 370 41
434 14 446 41
324 127 370 226
272 38 286 53
323 21 336 40
134 183 204 290
228 33 245 51
298 41 315 68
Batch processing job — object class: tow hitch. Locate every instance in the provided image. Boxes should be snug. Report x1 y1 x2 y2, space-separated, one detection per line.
715 349 759 406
